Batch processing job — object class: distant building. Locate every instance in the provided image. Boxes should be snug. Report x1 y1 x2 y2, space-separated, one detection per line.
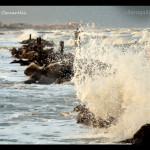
68 22 77 25
68 22 80 28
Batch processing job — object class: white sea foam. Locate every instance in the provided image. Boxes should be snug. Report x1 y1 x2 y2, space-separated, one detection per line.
72 27 150 141
15 29 40 41
1 27 150 144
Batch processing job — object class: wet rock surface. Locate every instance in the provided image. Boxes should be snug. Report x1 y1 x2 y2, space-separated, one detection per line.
24 62 41 76
9 34 150 145
24 61 73 85
73 104 116 128
74 104 150 146
9 36 74 85
20 38 55 47
121 124 150 146
131 124 150 146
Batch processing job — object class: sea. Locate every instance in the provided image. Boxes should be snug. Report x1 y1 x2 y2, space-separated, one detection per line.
0 26 150 144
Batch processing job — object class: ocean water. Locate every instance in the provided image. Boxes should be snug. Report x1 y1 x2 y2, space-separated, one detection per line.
0 27 149 144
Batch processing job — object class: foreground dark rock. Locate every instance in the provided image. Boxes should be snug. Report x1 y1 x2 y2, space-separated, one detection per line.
118 124 150 146
74 104 150 146
121 124 150 146
132 124 150 146
73 104 116 128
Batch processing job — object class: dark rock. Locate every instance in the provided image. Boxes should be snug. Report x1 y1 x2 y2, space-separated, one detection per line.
20 38 55 47
131 124 150 146
120 124 150 146
38 75 55 84
11 70 17 72
73 104 116 128
9 47 18 55
24 60 73 84
10 59 30 66
24 70 44 84
19 49 33 59
30 70 44 81
24 78 36 84
44 61 73 80
10 36 74 85
20 61 31 66
26 51 38 60
43 62 63 79
76 107 96 126
24 62 41 76
73 104 87 112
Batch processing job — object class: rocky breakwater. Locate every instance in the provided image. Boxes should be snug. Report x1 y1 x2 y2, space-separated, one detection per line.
73 104 150 146
73 104 116 128
121 124 150 146
9 35 74 84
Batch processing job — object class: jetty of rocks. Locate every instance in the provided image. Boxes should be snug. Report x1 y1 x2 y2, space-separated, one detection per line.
9 32 150 146
9 34 74 84
74 104 150 146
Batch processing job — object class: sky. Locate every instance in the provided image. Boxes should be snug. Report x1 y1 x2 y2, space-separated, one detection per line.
0 6 150 28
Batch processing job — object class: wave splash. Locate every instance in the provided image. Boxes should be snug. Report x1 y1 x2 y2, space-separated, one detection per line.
72 28 150 141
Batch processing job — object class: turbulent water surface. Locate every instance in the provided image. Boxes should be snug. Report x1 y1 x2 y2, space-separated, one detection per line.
0 27 150 144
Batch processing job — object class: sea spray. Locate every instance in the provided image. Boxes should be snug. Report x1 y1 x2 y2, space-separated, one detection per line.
72 28 150 141
15 29 40 41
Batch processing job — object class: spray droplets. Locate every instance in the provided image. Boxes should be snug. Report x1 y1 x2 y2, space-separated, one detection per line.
72 27 150 140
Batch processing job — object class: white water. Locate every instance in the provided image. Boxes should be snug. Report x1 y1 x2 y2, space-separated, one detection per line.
73 28 150 142
0 27 149 144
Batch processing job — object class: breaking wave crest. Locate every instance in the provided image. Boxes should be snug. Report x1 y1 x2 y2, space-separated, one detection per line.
72 28 150 141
